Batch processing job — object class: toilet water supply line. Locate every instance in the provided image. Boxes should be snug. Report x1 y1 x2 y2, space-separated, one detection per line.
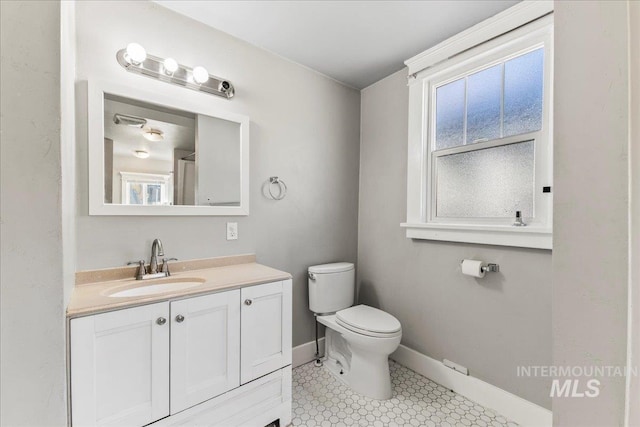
314 314 323 367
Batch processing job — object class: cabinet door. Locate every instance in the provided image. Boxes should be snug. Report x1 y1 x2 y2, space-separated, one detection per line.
170 290 240 414
240 279 292 384
70 302 170 426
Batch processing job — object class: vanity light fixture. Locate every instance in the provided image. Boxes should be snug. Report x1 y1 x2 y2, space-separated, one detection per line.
133 150 150 159
116 43 235 99
124 43 147 65
143 128 164 142
192 66 209 84
163 58 178 75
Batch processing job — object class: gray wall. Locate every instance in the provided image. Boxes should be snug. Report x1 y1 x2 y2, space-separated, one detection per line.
552 1 632 424
358 70 553 409
61 0 77 313
74 1 361 347
0 1 68 425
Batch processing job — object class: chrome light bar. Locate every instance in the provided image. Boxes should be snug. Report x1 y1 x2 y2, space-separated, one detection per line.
116 47 235 99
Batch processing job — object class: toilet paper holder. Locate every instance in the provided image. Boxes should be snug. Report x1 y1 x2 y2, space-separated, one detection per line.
460 260 500 273
481 263 500 273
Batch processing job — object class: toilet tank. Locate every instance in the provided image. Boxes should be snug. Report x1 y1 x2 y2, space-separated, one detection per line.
308 262 355 314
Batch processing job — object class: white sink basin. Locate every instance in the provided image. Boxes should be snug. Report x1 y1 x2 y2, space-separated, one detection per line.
108 278 205 298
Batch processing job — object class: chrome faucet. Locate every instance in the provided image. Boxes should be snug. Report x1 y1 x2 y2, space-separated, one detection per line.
127 260 147 280
128 239 178 280
149 238 164 274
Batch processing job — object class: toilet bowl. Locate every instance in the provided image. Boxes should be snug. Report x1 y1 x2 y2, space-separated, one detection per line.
308 263 402 400
317 306 401 399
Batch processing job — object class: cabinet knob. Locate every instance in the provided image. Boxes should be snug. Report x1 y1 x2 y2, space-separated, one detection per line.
156 317 167 325
244 299 252 306
175 314 185 323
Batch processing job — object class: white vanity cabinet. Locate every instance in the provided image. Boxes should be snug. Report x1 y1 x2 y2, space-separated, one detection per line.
70 279 292 427
70 301 171 427
170 290 241 414
241 281 292 384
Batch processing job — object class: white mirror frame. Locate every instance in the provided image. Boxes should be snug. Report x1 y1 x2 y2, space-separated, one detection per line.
88 80 250 216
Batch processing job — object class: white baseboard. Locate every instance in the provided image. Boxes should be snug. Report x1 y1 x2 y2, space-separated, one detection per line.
292 337 325 368
391 345 552 427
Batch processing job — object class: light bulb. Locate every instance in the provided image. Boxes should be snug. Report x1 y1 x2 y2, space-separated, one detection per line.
192 66 209 84
125 43 146 65
134 150 150 159
163 57 178 75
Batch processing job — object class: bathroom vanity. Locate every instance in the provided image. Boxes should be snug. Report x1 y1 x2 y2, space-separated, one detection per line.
67 255 292 427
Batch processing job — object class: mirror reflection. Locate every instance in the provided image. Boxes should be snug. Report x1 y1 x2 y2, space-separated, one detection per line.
103 94 241 207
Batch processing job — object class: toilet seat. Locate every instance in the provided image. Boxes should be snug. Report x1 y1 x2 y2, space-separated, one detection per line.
336 305 401 338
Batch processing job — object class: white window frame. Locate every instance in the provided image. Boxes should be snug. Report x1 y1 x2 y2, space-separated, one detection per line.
402 6 554 250
120 171 173 206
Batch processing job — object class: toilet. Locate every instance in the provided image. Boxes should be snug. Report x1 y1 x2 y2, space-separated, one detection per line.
308 262 402 400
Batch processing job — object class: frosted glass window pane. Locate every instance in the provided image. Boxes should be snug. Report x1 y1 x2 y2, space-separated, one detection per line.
504 49 544 137
435 79 465 150
436 141 534 218
466 64 502 144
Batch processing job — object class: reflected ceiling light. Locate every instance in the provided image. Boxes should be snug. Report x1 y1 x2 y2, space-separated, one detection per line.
133 150 150 159
116 45 234 99
192 66 209 84
163 57 178 75
124 43 146 65
143 128 164 142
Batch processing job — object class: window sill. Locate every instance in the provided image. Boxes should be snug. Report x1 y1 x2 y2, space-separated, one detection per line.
400 222 552 250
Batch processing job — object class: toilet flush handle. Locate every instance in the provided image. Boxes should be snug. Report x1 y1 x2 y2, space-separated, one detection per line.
308 272 316 281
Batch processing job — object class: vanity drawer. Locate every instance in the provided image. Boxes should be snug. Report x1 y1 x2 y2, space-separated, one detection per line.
152 366 292 427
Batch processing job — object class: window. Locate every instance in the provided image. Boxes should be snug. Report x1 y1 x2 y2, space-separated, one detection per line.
432 48 543 220
403 10 553 249
120 172 172 206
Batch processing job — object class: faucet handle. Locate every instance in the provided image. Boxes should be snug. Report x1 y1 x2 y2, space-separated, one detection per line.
127 260 147 280
161 258 178 276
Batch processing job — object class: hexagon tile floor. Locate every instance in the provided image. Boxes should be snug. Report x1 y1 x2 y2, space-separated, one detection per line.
291 360 519 427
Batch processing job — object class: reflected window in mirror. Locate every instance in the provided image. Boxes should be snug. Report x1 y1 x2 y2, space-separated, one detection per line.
120 172 172 205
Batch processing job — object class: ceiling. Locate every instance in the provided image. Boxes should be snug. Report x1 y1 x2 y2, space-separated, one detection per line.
104 98 195 163
156 0 520 89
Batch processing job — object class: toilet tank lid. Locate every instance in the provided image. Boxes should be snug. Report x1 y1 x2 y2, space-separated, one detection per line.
308 262 354 274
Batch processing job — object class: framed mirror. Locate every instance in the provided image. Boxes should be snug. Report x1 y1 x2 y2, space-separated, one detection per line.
88 81 249 215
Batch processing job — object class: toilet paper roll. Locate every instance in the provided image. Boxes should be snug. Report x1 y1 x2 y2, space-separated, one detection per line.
461 259 485 278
